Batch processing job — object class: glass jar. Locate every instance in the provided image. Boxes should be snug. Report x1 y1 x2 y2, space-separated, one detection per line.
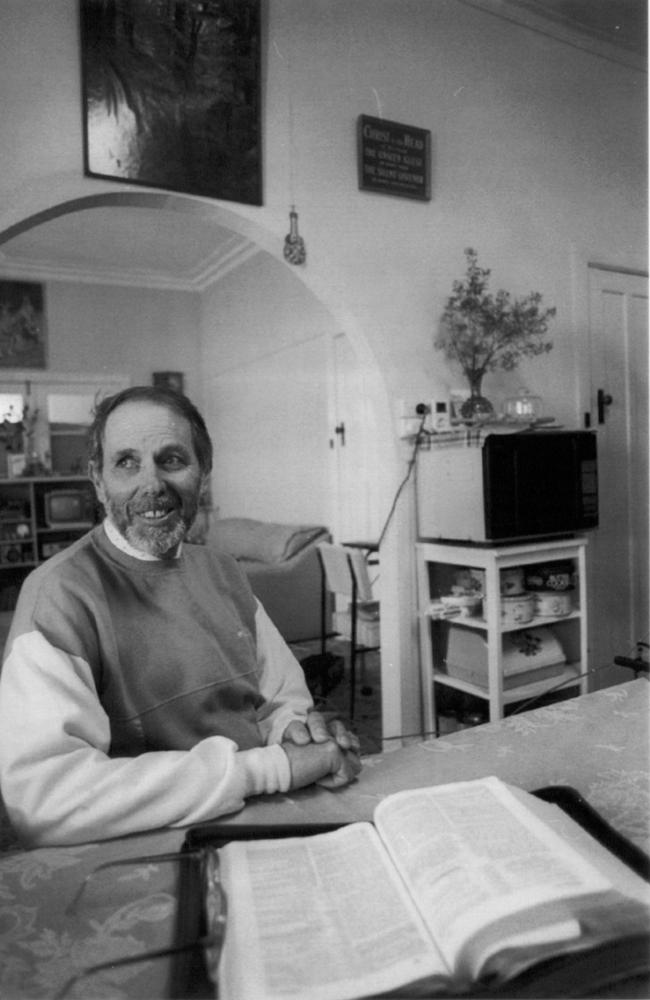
503 388 543 421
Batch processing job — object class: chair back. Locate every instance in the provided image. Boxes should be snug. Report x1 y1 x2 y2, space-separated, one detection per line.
316 542 375 603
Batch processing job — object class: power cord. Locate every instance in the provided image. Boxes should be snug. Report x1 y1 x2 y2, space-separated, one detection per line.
508 661 616 715
376 411 428 548
375 661 628 744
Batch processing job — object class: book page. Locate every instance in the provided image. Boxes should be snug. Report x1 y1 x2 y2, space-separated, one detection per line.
373 776 612 972
509 787 650 904
218 822 449 1000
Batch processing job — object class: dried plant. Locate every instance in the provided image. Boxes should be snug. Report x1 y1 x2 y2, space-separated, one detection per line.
435 248 555 387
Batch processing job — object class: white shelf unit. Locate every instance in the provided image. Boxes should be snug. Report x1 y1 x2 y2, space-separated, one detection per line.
416 537 589 732
0 476 97 610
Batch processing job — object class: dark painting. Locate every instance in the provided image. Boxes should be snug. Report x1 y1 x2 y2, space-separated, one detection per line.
0 281 46 369
80 0 262 205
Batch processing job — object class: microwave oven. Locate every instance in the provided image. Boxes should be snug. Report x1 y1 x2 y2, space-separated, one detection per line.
416 430 598 543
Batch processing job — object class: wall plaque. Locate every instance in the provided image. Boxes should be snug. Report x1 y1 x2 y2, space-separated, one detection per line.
357 115 431 201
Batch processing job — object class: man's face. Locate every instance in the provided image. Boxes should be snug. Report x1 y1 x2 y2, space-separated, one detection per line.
90 400 207 558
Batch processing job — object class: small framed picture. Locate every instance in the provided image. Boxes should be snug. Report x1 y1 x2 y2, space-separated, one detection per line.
7 453 26 479
0 280 47 368
449 389 467 425
153 372 184 395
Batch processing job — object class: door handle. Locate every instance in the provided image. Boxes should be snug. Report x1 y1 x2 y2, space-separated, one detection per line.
334 422 346 446
597 389 613 424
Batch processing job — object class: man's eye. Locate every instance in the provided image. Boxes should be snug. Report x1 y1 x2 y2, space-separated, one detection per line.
162 454 186 470
116 456 138 470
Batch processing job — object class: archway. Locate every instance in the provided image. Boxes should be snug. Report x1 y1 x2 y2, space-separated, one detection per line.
0 179 421 743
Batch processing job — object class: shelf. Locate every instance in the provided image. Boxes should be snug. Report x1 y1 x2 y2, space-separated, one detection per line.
432 664 582 704
424 608 582 633
417 537 586 566
0 475 98 610
0 475 90 483
38 524 94 534
416 536 589 730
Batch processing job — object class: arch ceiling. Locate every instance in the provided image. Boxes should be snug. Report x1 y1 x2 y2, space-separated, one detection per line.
0 199 260 292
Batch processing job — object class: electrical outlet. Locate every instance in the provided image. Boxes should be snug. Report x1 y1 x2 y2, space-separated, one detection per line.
397 400 431 438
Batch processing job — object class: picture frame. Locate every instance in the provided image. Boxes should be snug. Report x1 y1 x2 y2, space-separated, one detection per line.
449 389 467 425
153 372 185 395
80 0 262 206
0 280 47 369
6 453 26 479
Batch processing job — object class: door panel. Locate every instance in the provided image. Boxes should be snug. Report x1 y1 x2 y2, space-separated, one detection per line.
329 333 377 543
587 267 648 687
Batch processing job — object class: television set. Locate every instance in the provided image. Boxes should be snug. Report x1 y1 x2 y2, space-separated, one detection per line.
44 490 95 530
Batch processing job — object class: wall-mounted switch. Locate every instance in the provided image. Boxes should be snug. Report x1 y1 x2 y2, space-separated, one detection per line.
432 400 451 431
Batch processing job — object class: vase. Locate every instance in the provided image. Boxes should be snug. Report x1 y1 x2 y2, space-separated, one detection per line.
460 375 494 422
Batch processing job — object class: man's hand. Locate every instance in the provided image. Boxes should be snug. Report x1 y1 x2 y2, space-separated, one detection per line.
283 710 360 753
282 739 362 792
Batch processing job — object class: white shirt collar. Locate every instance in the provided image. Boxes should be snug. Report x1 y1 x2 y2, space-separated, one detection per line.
103 517 182 561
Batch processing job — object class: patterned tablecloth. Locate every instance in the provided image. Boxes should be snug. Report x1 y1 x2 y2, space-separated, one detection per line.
0 679 648 999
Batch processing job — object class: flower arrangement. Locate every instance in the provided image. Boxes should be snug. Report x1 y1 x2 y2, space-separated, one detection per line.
435 248 555 418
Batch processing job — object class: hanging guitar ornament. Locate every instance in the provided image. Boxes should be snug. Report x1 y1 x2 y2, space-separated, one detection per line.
283 206 306 265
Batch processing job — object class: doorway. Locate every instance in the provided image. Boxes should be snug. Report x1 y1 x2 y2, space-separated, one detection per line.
587 265 649 687
328 332 380 545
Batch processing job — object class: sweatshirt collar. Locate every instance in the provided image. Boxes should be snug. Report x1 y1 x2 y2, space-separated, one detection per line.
103 518 182 561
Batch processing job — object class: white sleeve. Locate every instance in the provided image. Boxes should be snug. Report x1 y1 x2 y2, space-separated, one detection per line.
254 600 314 744
0 631 292 847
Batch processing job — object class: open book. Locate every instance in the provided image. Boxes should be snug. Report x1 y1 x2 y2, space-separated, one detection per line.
212 777 650 1000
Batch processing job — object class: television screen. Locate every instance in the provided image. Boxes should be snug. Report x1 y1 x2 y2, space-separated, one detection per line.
44 491 94 528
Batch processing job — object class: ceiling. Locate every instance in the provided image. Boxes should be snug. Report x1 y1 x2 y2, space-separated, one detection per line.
503 0 648 57
0 0 645 291
0 206 261 292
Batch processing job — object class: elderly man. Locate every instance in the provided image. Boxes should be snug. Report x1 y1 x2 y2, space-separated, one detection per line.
0 386 360 846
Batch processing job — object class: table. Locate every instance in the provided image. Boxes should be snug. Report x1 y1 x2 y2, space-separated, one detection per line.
1 679 648 999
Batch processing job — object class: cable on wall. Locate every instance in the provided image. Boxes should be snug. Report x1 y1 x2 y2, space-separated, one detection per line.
375 661 625 744
376 412 428 549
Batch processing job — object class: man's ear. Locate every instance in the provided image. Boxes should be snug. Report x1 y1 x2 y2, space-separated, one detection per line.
199 473 211 504
88 461 106 506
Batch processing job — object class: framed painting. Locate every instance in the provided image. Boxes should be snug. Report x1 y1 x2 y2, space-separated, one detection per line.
0 281 46 369
80 0 262 205
153 371 184 394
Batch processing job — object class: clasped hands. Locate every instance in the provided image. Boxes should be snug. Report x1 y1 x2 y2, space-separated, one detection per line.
282 711 362 791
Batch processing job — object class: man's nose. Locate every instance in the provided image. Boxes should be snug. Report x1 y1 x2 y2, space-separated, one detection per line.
138 460 166 491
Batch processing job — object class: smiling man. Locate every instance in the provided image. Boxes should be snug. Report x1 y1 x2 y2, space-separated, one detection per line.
0 386 360 846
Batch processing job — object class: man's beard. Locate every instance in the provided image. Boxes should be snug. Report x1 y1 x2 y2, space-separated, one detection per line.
104 491 199 558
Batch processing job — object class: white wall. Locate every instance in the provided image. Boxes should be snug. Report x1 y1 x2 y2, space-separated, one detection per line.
258 0 647 425
45 281 201 395
1 0 645 421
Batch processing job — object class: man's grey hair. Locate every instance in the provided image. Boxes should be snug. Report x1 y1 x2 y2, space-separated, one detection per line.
87 385 213 474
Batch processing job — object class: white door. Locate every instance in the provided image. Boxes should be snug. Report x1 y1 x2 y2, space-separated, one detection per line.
328 333 378 544
587 266 648 687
